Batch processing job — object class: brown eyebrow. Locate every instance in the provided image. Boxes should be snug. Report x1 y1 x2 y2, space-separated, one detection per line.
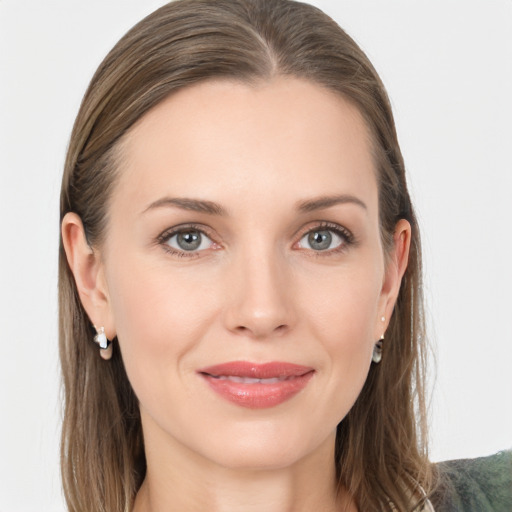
143 197 228 216
295 194 367 213
143 193 366 217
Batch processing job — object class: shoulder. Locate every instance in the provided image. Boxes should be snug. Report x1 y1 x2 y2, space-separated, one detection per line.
430 450 512 512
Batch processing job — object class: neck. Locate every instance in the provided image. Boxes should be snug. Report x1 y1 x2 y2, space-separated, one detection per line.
133 421 356 512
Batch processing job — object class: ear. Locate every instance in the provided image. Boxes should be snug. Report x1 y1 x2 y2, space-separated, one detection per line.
61 212 116 340
376 219 411 337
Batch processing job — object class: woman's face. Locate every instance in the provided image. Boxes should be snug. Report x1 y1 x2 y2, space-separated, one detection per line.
96 78 406 470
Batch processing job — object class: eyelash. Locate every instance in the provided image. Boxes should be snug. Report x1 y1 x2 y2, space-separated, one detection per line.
296 222 355 257
156 222 356 259
156 223 215 258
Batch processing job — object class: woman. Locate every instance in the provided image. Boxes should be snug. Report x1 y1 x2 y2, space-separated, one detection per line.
58 0 509 511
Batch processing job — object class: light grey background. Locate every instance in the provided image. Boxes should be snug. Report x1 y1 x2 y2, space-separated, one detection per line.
1 0 511 510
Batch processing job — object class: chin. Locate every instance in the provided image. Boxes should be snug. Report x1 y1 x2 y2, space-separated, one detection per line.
189 416 336 472
205 441 311 472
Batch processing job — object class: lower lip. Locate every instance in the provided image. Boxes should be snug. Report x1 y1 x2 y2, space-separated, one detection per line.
200 372 315 409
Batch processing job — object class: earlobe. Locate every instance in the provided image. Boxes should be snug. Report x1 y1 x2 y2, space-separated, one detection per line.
61 213 115 338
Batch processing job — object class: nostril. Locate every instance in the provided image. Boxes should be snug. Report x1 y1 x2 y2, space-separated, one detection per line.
233 323 289 338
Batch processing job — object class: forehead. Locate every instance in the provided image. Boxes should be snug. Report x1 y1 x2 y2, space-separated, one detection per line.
113 77 378 218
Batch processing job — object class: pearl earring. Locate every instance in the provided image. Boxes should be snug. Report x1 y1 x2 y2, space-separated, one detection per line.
372 333 384 364
93 326 113 360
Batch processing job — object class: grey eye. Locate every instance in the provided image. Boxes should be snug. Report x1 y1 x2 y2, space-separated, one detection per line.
299 229 344 251
167 230 212 252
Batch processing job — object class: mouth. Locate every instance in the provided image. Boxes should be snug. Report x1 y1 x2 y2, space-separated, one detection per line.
205 375 298 384
197 361 315 409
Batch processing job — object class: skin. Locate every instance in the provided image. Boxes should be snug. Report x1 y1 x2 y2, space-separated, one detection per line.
62 77 410 512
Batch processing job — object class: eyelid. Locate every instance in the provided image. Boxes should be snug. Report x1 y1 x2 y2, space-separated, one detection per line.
295 221 354 242
293 221 356 253
155 220 356 258
156 223 220 257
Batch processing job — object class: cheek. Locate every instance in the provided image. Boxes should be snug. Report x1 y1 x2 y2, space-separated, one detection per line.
299 260 382 414
105 256 218 391
304 260 382 349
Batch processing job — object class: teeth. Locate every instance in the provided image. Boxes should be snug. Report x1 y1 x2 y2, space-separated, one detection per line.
212 375 286 384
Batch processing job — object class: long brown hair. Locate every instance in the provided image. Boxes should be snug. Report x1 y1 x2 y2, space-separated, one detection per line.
59 1 434 510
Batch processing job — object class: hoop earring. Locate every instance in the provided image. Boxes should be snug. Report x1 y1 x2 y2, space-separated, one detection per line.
93 326 113 360
372 334 384 364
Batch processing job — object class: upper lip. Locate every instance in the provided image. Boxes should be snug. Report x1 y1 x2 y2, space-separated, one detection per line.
197 361 314 379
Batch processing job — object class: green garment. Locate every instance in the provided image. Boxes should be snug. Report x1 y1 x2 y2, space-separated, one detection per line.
431 451 512 512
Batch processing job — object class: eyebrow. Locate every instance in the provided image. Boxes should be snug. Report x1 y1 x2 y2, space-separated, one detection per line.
295 194 367 213
143 197 228 216
142 193 367 217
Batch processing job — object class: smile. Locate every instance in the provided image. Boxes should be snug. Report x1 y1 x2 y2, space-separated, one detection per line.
197 361 315 409
208 375 294 383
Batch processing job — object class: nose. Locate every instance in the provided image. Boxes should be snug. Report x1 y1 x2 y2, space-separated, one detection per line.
223 247 296 340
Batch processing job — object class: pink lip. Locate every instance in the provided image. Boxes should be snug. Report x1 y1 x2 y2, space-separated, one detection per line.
197 361 315 409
